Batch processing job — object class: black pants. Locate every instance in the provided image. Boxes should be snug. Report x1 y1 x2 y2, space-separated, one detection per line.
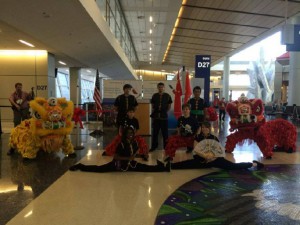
171 155 252 170
219 109 226 121
151 119 168 149
77 160 165 172
13 108 30 127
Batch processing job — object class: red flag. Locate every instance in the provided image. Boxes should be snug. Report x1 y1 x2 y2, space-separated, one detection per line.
184 71 192 104
93 70 102 117
173 70 182 119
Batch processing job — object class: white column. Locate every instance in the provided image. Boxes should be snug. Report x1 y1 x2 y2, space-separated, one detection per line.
69 67 81 105
223 56 230 101
288 52 300 105
288 16 300 106
47 53 56 97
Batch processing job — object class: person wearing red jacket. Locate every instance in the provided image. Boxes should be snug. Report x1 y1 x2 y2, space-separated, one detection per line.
218 97 227 122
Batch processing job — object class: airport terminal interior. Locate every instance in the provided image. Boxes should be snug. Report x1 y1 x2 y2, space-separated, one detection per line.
1 0 300 225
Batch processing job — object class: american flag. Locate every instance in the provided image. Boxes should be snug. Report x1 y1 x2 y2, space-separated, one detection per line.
93 70 102 117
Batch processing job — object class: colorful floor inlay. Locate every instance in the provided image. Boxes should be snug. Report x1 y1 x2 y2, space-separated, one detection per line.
155 165 300 225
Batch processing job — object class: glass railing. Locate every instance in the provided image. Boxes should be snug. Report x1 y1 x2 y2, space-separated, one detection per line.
95 0 138 66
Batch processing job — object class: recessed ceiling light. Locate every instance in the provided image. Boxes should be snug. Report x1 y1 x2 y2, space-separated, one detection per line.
150 58 152 61
149 53 152 56
149 16 153 22
149 62 152 64
150 47 152 50
19 39 35 47
149 40 152 44
59 61 66 65
149 29 152 34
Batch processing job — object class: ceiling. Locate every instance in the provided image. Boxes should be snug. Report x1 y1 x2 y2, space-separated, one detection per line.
0 0 300 79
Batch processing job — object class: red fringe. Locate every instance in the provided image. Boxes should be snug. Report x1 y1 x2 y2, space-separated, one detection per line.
225 118 297 158
206 107 218 121
135 135 149 155
104 135 149 156
165 135 194 158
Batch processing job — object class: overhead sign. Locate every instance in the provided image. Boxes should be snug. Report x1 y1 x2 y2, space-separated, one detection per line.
195 55 211 78
195 55 211 103
286 25 300 51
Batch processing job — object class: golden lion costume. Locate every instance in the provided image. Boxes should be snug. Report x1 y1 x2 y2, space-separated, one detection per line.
9 97 74 159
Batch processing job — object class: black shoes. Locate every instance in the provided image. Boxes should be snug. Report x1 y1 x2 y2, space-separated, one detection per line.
7 148 15 156
149 147 157 152
67 153 77 158
142 155 149 161
69 163 84 171
156 160 171 172
186 147 193 153
164 156 173 162
253 160 264 170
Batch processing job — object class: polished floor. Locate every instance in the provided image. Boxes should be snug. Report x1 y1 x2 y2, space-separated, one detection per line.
1 119 300 225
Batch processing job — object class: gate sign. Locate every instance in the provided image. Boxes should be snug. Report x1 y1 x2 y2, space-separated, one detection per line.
195 55 211 103
286 25 300 51
195 55 211 78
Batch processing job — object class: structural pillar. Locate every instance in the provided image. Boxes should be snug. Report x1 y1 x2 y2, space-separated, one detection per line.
287 16 300 106
69 67 82 105
223 56 230 101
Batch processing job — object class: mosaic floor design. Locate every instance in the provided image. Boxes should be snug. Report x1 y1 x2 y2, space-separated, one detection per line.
155 165 300 225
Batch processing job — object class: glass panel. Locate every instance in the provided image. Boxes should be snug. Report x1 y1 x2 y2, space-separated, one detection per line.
57 73 68 86
55 79 61 97
95 0 107 19
60 87 70 100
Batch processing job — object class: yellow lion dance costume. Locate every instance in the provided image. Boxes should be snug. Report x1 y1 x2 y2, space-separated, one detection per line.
9 97 74 159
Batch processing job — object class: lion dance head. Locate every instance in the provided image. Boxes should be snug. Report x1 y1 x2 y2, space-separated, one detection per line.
226 94 265 131
9 97 74 159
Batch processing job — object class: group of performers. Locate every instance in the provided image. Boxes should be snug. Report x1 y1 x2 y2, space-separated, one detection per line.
70 83 264 173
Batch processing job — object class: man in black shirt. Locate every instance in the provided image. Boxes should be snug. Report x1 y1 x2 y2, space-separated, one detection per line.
114 84 138 128
150 82 173 151
187 86 209 125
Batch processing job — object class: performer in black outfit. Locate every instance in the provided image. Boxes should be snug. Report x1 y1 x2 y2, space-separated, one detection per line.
171 122 264 170
70 127 170 172
187 86 209 125
150 82 173 151
114 84 138 127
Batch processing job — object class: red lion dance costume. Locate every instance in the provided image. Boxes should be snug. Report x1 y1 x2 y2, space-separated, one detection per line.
225 94 297 158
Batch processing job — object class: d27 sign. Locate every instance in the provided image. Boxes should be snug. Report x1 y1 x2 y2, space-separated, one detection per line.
195 55 211 78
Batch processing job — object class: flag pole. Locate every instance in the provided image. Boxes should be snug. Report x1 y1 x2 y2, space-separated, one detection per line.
74 77 84 150
89 69 104 137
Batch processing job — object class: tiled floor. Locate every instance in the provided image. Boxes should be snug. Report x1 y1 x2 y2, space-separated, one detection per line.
1 119 300 225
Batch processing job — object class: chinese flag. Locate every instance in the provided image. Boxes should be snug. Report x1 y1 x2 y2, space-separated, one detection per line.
184 71 192 104
173 70 182 119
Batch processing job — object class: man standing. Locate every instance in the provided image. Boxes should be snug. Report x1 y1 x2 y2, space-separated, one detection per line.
219 97 227 122
187 86 209 125
150 82 173 151
114 84 138 128
9 83 32 127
